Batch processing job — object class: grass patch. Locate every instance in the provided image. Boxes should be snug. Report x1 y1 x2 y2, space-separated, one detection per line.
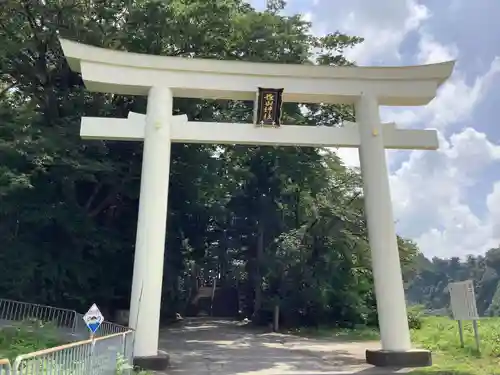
0 319 64 361
410 316 500 375
288 316 500 375
287 325 380 341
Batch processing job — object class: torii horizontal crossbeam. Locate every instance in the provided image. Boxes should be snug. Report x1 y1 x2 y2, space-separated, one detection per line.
80 113 439 150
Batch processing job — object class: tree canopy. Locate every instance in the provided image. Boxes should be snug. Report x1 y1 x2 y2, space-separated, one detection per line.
0 0 422 328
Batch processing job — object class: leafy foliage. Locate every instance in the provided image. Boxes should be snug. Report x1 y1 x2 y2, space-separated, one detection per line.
406 305 423 330
0 0 417 329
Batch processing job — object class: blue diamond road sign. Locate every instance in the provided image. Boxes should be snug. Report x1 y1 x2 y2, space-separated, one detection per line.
83 303 104 334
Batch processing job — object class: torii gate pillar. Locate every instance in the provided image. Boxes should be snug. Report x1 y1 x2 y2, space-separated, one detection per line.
59 37 454 370
128 87 173 368
357 94 412 351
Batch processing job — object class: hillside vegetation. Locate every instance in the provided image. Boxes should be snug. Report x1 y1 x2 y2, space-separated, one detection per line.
406 249 500 317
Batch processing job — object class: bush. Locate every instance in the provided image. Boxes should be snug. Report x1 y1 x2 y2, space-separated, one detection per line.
116 354 152 375
407 305 423 330
0 319 63 361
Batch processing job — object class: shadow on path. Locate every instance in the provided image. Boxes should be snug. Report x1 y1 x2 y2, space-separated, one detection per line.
158 318 411 375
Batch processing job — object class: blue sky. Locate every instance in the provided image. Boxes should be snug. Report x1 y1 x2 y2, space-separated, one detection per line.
249 0 500 259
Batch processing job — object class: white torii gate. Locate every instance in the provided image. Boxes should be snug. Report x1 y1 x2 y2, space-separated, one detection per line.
59 38 454 369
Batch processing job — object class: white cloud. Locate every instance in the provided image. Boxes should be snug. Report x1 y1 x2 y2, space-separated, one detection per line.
301 11 313 23
337 0 430 64
390 128 500 258
487 182 500 237
417 32 458 64
282 0 429 64
381 56 500 132
335 55 500 169
336 148 359 168
424 57 500 130
336 126 500 258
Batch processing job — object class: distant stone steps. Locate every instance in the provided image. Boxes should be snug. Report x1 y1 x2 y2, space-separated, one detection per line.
192 286 217 304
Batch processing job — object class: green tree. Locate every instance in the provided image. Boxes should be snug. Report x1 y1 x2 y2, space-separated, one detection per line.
1 0 416 329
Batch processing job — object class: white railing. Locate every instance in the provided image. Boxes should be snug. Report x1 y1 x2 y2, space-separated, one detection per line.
12 331 134 375
0 359 11 375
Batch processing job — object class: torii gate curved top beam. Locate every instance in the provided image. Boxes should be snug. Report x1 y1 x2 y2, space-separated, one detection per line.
59 38 454 106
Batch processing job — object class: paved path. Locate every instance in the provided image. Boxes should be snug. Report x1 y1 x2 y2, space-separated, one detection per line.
157 318 410 375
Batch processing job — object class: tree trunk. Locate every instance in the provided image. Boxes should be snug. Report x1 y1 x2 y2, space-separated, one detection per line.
273 303 280 332
252 218 264 320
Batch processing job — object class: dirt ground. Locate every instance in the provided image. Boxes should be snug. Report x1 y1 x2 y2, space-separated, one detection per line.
156 318 411 375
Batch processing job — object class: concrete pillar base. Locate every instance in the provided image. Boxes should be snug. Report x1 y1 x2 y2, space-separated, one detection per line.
133 351 170 371
366 349 432 367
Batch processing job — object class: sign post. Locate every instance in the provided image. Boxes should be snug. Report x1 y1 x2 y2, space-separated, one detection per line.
448 280 480 352
83 303 105 339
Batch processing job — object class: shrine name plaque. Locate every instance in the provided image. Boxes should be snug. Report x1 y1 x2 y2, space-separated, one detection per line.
255 87 284 127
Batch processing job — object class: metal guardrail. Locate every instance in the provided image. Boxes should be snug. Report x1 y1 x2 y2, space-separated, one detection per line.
0 299 129 340
12 331 134 375
0 299 77 331
0 359 11 375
